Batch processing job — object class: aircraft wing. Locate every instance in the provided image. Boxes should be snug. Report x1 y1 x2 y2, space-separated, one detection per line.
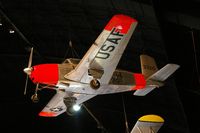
39 90 96 117
65 14 138 84
131 115 164 133
38 91 67 117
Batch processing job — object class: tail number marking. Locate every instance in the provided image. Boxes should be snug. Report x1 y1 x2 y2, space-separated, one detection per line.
143 65 157 71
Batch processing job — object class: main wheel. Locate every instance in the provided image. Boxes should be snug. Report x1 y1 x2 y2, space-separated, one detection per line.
63 97 76 107
66 106 75 116
90 79 100 89
31 94 39 103
63 97 77 116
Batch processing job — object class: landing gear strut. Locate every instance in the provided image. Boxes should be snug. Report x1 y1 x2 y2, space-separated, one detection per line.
64 97 77 116
90 79 100 89
31 83 39 103
31 93 39 103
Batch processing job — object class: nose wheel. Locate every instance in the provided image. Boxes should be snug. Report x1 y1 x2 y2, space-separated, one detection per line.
31 83 40 103
90 79 100 89
31 94 39 103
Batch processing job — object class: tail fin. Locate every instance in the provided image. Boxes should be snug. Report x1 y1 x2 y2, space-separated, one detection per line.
140 55 158 79
134 55 180 96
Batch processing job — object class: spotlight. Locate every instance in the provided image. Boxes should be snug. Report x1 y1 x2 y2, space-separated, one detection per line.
9 29 15 33
73 104 81 112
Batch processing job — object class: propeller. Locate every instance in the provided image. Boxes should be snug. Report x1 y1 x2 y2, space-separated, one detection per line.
23 47 33 95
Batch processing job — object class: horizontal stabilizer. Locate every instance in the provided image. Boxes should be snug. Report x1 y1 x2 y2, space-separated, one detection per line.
133 86 156 96
148 64 180 81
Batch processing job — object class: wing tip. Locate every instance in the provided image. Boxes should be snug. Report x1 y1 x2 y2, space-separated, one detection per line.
39 111 57 117
114 14 138 23
104 14 138 34
169 63 180 69
139 114 164 123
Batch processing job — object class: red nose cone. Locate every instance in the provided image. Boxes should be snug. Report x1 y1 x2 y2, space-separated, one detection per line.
30 64 59 85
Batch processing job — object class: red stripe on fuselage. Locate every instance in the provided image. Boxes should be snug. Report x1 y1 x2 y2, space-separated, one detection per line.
30 64 59 85
132 73 146 90
104 14 137 34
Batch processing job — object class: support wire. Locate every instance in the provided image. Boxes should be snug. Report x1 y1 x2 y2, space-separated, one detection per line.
121 94 130 133
190 29 200 84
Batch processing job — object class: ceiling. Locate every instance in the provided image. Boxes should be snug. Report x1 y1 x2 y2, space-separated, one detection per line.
0 0 200 133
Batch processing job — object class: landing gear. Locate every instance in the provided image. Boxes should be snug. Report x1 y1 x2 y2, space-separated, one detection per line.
31 83 39 103
64 97 77 116
90 79 100 89
31 94 39 103
66 106 75 116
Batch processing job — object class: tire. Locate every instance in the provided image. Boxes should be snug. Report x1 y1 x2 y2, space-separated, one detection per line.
31 94 39 103
66 106 75 116
90 79 100 89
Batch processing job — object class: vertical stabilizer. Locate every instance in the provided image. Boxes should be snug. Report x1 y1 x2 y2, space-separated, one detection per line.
134 55 180 96
140 55 158 79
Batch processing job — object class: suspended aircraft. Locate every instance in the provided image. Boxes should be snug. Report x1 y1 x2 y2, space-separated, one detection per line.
131 114 164 133
23 14 179 116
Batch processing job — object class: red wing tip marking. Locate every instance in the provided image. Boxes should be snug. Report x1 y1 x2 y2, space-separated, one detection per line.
105 14 137 34
39 112 56 117
114 14 137 23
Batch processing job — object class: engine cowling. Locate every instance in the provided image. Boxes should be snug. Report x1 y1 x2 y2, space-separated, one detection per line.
30 64 59 85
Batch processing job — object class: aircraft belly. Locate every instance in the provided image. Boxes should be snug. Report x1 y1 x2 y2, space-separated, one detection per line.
97 85 132 94
57 81 133 95
71 85 132 94
109 70 135 85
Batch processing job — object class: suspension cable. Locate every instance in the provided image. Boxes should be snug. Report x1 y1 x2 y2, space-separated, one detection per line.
190 29 200 85
121 94 129 133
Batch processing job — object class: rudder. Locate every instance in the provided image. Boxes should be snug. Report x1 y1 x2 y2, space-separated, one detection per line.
140 55 158 79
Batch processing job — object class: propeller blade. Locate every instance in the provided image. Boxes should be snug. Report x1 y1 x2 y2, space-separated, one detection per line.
28 47 33 68
24 74 29 95
24 47 33 95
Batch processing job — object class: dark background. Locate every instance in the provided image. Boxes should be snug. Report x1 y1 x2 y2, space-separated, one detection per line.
0 0 200 133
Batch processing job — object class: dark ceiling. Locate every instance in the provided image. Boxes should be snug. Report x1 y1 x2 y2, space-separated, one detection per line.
0 0 200 133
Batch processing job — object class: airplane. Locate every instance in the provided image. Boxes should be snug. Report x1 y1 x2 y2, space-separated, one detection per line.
131 114 164 133
23 14 180 116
